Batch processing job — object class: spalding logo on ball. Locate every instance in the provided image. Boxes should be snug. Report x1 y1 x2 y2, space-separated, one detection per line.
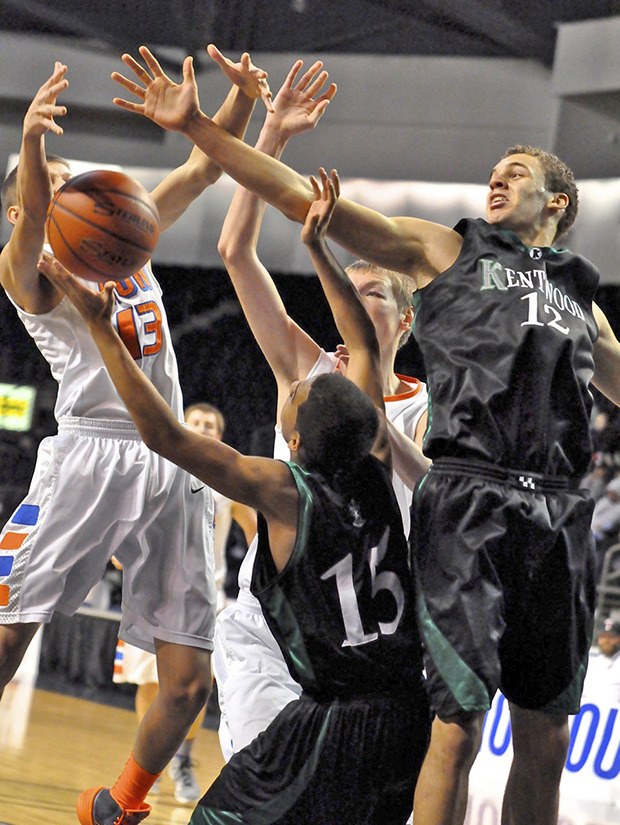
46 169 160 283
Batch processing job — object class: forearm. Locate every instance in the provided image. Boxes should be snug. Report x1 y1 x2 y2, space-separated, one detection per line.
89 321 184 456
218 122 289 260
17 135 52 223
184 112 314 223
305 237 377 357
212 84 256 141
387 417 431 490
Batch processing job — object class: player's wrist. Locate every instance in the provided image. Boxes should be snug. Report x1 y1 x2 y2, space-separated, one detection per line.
258 121 290 152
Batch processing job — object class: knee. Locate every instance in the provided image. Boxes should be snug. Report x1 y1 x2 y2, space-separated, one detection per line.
511 709 569 780
157 657 212 717
432 713 484 771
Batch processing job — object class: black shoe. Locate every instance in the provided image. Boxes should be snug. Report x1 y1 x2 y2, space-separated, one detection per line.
76 786 151 825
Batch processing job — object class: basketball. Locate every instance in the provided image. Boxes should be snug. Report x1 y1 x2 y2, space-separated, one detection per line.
45 169 160 283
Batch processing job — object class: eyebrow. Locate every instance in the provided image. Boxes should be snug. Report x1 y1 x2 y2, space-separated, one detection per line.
489 161 530 179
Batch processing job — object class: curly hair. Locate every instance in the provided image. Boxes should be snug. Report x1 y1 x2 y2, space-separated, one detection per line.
501 145 578 241
296 372 378 484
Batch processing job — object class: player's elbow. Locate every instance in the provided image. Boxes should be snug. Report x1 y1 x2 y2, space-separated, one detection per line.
217 233 256 270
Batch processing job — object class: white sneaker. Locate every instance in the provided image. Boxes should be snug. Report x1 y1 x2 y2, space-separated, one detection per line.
168 755 201 805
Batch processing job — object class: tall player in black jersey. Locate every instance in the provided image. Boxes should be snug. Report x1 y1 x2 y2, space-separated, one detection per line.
108 46 620 825
37 170 431 825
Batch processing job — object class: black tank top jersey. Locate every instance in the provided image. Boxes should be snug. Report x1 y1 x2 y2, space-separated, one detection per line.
412 218 600 477
250 457 425 701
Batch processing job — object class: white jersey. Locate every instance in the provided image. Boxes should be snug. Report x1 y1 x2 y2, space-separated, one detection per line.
8 262 183 422
237 349 428 595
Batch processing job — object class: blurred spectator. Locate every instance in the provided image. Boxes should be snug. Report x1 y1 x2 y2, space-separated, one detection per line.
582 618 620 704
580 461 611 503
591 476 620 583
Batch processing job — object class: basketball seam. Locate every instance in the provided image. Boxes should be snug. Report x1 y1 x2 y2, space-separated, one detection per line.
49 202 155 255
46 214 144 281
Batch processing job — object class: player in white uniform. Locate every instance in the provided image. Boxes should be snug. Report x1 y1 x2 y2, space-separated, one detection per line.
0 55 271 825
111 402 255 805
212 59 428 759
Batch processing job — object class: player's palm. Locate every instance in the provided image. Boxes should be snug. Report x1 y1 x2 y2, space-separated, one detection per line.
38 253 115 325
142 73 199 132
113 48 201 134
270 60 336 139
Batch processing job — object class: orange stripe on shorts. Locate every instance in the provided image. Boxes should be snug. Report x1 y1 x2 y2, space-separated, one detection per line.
0 532 28 551
0 585 9 606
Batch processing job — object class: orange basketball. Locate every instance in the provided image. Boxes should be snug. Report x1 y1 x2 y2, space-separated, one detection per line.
46 169 160 283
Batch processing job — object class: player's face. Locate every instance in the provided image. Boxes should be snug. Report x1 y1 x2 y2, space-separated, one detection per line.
281 378 313 446
597 631 620 657
185 410 223 440
486 154 550 238
347 271 407 353
48 161 72 196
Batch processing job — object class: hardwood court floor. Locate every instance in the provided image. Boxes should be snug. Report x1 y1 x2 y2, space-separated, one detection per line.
0 682 225 825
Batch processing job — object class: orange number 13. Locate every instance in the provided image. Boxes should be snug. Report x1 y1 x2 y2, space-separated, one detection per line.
116 301 163 359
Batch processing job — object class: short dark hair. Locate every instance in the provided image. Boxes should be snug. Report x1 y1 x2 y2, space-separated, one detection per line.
501 145 578 241
296 372 378 483
1 154 69 213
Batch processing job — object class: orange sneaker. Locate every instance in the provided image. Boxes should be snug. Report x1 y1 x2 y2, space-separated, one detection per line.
76 786 151 825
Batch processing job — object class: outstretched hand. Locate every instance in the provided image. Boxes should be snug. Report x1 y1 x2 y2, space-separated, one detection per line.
206 44 274 112
267 60 337 139
37 253 116 327
24 61 69 139
300 168 340 246
112 46 201 133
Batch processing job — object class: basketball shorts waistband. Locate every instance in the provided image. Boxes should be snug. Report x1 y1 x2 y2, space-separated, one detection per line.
235 588 263 613
57 416 142 440
431 457 578 493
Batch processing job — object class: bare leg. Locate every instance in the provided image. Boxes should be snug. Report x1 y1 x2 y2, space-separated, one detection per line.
501 705 568 825
135 682 159 722
0 622 41 699
132 640 211 774
413 712 484 825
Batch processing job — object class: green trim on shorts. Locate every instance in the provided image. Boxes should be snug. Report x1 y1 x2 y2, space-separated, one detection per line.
539 655 588 716
415 584 490 713
253 463 317 684
191 707 334 824
190 809 243 825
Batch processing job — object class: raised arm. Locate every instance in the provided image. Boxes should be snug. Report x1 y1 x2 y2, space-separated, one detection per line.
111 46 463 283
36 253 297 529
117 47 271 232
0 63 69 314
217 59 336 409
592 303 620 407
301 168 390 466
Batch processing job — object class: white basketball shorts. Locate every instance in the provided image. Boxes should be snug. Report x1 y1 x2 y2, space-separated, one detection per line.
113 639 158 684
213 589 302 761
0 417 216 652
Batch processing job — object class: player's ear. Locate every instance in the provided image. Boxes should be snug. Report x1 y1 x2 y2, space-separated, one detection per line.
548 192 568 213
400 306 413 330
7 205 19 226
287 430 301 454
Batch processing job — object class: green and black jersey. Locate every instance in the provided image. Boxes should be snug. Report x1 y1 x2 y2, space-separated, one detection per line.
413 217 599 477
251 456 424 701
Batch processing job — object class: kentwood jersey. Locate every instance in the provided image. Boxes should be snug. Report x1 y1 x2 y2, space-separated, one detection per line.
413 218 599 477
251 456 425 700
9 262 183 422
